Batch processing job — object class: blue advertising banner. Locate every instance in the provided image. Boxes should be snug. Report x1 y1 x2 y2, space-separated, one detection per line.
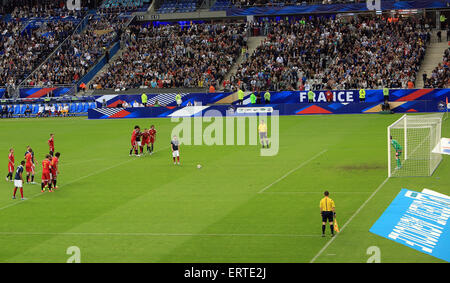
19 87 73 98
370 189 450 262
16 88 449 104
93 89 450 108
88 99 445 119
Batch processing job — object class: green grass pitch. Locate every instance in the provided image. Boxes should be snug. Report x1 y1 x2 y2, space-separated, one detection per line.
0 114 449 263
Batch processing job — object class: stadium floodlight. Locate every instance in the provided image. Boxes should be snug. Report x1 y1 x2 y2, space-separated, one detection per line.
388 113 443 177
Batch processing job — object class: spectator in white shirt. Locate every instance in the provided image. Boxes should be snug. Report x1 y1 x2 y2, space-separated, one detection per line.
38 104 44 117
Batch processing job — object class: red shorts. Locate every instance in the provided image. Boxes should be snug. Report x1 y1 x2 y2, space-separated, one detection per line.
142 138 150 146
8 163 14 173
51 170 57 179
26 164 33 173
131 139 136 147
49 147 54 152
150 138 155 144
42 172 51 182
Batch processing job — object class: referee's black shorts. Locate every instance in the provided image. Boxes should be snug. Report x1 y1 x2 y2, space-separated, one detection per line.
322 211 333 222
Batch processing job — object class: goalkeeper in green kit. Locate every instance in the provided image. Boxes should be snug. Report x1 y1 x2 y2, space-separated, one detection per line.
390 136 402 169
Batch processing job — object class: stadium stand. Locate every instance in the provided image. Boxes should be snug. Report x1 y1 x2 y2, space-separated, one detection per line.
91 22 247 89
0 0 445 97
99 0 152 12
156 0 201 14
210 0 345 10
2 0 86 19
231 0 290 8
230 17 430 91
0 20 77 87
23 13 128 86
424 47 449 88
210 0 233 11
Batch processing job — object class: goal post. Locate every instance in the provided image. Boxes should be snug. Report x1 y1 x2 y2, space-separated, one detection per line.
388 113 443 177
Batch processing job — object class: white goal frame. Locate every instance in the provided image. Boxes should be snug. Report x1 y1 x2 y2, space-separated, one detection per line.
387 114 443 177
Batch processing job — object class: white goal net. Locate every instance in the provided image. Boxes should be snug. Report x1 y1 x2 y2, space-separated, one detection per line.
388 113 443 177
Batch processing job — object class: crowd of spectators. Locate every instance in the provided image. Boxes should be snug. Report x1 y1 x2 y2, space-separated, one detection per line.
0 0 101 17
0 20 76 86
89 12 129 31
424 48 449 89
91 22 247 90
231 0 358 8
1 0 86 19
232 0 295 8
99 0 149 13
23 14 128 86
230 17 430 92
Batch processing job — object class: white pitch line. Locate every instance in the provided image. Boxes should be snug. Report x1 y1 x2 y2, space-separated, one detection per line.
0 231 322 238
258 149 328 194
262 191 372 194
62 158 106 166
309 177 390 263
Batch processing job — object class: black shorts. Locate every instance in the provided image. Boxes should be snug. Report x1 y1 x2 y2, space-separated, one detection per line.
322 211 333 223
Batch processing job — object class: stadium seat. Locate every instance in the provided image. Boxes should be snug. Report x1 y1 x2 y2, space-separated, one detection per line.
56 104 62 115
83 102 89 113
70 103 76 115
20 105 26 115
77 103 83 113
14 105 20 116
33 104 39 115
101 0 144 9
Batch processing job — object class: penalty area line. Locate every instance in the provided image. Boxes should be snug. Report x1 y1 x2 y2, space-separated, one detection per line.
258 149 328 194
309 177 389 263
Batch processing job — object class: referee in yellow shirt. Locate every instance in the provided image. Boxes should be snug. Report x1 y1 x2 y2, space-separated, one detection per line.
258 120 269 148
320 191 336 237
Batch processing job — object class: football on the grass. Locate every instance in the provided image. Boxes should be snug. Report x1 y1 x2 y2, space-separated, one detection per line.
197 164 202 169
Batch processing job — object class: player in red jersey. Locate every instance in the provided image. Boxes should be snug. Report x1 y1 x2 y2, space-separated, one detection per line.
24 146 36 184
51 152 60 190
41 154 53 192
141 129 151 154
48 133 55 156
129 126 140 156
149 125 157 154
6 148 14 182
25 148 36 184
